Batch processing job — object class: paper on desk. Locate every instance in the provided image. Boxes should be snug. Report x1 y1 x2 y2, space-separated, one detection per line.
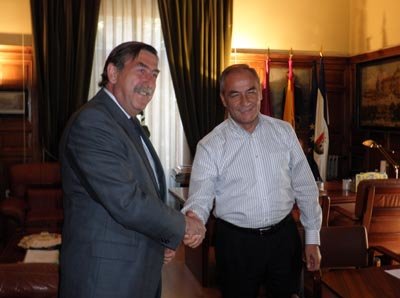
385 268 400 279
24 249 59 263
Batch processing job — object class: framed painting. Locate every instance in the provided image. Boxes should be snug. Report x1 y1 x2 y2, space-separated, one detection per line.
356 55 400 129
0 90 26 115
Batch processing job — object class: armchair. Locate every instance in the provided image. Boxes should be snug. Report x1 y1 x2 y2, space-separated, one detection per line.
0 162 63 236
0 263 58 298
330 179 400 253
304 225 400 298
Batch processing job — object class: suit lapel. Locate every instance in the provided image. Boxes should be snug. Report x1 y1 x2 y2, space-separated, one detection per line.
98 90 165 199
134 119 166 199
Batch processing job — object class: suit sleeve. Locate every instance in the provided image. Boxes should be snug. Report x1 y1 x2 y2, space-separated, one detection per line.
64 108 185 250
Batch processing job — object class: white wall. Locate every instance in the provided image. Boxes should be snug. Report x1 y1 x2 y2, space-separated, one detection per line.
349 0 400 55
233 0 350 56
233 0 400 56
0 0 31 46
0 0 399 55
0 0 31 34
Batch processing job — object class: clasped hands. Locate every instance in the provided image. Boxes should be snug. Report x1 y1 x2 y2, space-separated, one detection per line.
183 210 206 248
163 210 206 264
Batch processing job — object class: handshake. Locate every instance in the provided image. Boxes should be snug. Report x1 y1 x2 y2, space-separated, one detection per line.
183 210 206 248
164 210 206 264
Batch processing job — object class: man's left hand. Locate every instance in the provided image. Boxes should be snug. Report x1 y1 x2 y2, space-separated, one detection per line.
305 244 321 271
164 248 176 264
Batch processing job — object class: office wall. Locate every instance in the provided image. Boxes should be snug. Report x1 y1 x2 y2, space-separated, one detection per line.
349 0 400 55
232 0 350 55
0 0 31 34
0 0 31 46
1 0 399 55
233 0 400 56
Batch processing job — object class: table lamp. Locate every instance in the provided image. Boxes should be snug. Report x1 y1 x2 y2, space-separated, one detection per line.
362 139 399 179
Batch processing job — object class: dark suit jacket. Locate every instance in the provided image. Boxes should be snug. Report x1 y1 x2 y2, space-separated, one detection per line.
58 89 185 298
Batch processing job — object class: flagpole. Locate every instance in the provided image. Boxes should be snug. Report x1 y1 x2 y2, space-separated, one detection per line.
314 49 329 181
283 48 295 128
260 47 273 116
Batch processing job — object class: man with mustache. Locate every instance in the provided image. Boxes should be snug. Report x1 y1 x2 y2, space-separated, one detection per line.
182 64 322 298
59 41 205 298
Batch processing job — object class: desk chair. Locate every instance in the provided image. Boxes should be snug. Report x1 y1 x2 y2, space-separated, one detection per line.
330 179 400 254
303 225 400 298
319 195 330 227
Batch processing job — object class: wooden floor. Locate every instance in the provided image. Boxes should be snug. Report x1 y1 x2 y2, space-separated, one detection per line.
162 245 221 298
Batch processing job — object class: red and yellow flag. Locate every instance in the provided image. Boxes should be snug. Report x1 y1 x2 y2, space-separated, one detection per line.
283 54 295 128
260 55 273 116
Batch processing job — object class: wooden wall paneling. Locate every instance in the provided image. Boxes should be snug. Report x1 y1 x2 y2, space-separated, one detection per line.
0 45 37 198
324 58 351 178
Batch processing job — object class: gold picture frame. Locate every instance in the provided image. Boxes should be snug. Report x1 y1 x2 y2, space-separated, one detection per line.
0 90 26 114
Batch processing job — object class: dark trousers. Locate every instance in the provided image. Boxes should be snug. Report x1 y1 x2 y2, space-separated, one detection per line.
215 215 302 298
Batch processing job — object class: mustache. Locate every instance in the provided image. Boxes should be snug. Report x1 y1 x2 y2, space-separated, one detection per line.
133 86 154 96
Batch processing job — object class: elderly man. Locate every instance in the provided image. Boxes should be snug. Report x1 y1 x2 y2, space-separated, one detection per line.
182 64 322 298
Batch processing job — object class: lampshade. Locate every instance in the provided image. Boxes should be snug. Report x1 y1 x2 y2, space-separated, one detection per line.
362 139 399 179
362 139 377 148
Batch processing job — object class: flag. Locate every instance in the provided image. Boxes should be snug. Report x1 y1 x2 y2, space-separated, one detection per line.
260 56 273 116
313 56 329 181
308 61 318 148
283 54 295 128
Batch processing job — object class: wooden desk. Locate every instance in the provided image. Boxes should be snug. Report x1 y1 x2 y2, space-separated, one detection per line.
168 187 188 205
321 181 356 205
322 266 400 298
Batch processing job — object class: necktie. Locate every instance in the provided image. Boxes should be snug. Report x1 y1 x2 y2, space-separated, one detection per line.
131 117 165 197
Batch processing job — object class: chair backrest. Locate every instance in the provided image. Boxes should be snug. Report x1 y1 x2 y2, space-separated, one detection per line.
359 180 400 252
319 195 330 227
319 225 369 268
354 179 400 218
300 225 369 298
8 162 61 198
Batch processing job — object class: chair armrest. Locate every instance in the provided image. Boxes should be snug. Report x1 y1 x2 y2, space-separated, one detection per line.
368 245 400 265
0 198 27 224
330 205 359 221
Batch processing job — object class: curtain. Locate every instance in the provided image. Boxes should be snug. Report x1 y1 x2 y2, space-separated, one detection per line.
158 0 233 156
30 0 101 160
88 0 183 186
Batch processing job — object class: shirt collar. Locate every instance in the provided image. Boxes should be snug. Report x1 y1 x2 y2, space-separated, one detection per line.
103 88 131 119
227 114 262 137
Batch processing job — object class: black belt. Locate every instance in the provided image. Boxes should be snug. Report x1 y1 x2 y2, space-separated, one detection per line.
217 213 293 236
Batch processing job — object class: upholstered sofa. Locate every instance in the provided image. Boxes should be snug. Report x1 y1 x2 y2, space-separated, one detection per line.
0 162 63 237
0 263 58 298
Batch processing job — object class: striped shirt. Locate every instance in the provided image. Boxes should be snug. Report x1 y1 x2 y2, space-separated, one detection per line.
182 114 322 244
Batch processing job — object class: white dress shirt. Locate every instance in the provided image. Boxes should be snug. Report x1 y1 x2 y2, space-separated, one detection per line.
182 114 322 244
